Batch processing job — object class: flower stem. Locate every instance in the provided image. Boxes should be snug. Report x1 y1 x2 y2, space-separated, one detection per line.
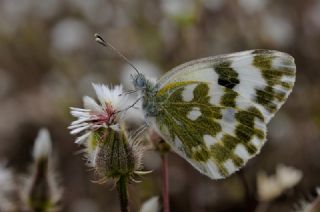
161 153 170 212
117 176 129 212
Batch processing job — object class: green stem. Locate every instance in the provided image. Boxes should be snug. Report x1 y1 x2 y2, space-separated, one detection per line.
117 176 129 212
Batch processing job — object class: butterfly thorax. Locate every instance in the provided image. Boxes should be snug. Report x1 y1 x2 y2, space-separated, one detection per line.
132 73 161 117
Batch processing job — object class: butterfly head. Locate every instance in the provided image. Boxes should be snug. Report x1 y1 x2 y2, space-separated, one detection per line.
132 73 148 90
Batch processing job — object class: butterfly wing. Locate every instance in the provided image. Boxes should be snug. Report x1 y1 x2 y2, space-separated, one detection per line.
149 50 295 179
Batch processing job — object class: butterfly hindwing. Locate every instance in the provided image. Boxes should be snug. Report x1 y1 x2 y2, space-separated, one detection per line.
151 82 266 179
147 50 295 179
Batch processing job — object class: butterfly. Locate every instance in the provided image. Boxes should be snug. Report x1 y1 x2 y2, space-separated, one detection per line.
95 33 296 179
131 49 296 179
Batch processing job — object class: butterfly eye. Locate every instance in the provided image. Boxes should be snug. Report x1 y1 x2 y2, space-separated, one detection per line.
133 74 146 89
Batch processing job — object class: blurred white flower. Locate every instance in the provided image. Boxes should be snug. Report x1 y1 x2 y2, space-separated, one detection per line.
161 0 196 21
69 84 128 144
68 0 112 26
33 128 52 160
257 171 283 202
51 18 90 53
140 196 160 212
202 0 225 12
276 164 303 190
0 163 18 211
260 14 293 47
238 0 267 14
257 164 303 202
23 128 62 211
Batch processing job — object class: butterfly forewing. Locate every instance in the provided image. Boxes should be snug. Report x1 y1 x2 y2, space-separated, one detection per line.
157 50 296 123
150 50 295 179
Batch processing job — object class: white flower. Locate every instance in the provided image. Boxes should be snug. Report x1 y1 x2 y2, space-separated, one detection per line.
33 128 52 160
140 196 160 212
0 163 17 211
257 164 303 202
202 0 224 12
23 128 62 211
260 14 293 47
276 164 303 190
51 18 90 53
257 171 283 202
69 83 128 144
238 0 267 14
161 0 196 19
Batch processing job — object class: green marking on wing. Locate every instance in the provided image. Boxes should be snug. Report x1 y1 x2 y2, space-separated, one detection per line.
253 53 296 113
234 107 265 152
154 81 267 178
220 88 238 107
208 107 265 176
210 136 244 176
158 83 222 161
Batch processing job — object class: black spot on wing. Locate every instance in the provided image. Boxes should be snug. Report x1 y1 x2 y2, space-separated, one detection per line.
214 61 240 89
218 78 237 89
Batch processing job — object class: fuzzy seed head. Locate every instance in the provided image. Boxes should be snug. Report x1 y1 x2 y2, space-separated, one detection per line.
88 127 145 183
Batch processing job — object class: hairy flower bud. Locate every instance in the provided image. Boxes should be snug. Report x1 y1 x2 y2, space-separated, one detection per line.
89 126 145 183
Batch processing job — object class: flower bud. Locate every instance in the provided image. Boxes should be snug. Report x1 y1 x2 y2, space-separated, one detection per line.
89 126 146 183
24 128 62 212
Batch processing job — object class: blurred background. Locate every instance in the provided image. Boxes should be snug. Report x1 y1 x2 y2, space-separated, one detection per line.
0 0 319 211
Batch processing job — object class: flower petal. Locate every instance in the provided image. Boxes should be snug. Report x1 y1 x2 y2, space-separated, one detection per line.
70 125 90 135
75 131 91 144
92 83 108 107
83 96 102 112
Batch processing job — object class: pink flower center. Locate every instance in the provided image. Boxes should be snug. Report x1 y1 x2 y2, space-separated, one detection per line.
91 104 116 126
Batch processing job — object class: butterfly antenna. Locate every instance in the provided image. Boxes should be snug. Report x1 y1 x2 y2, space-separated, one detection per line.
94 33 140 75
115 96 142 114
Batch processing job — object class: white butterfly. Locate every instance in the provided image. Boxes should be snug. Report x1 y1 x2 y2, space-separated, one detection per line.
132 49 296 179
95 33 296 179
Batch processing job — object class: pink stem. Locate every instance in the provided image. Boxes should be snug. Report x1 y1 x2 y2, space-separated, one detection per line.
161 153 170 212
